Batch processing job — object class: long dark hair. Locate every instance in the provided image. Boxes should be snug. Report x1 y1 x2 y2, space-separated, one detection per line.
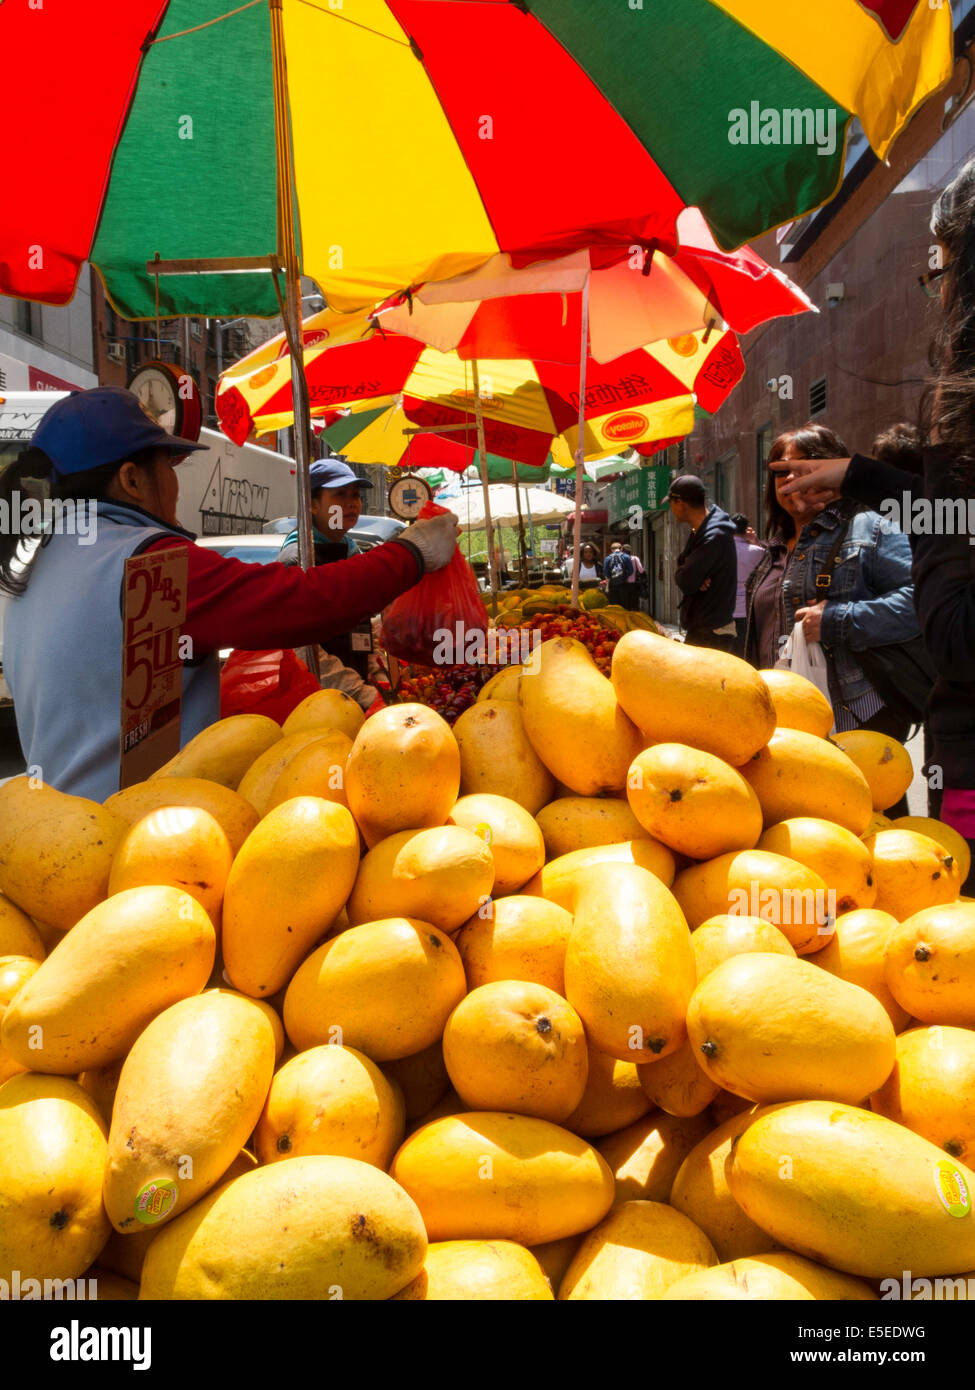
765 423 851 538
921 157 975 483
0 446 159 597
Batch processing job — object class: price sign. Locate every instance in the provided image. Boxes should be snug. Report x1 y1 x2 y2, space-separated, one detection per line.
119 547 188 788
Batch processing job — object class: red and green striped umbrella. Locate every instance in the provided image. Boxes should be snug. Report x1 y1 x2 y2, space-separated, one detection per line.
0 1 951 319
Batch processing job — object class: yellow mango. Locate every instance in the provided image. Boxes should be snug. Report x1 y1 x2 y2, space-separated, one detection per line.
391 1240 553 1300
871 1025 975 1165
673 848 834 954
104 776 259 855
523 838 676 908
637 1040 720 1117
346 826 495 934
686 953 896 1103
381 1042 450 1122
139 1155 427 1300
150 713 282 789
612 631 775 766
236 729 340 817
255 1044 404 1170
758 668 834 738
664 1253 877 1300
345 703 460 849
222 796 360 999
729 1100 975 1276
596 1111 712 1204
535 796 649 860
87 1267 140 1301
76 1057 125 1127
866 829 962 919
1 886 215 1074
281 687 365 741
815 908 909 1030
442 980 588 1124
447 793 544 896
892 816 972 884
476 666 523 703
454 895 573 996
831 729 914 812
263 729 353 814
564 863 696 1063
669 1107 776 1262
284 918 466 1061
563 1045 652 1138
0 956 40 1085
390 1112 614 1244
885 903 975 1025
529 1236 582 1291
206 988 285 1062
559 1199 717 1300
740 727 874 834
0 777 127 930
626 744 764 860
0 893 45 960
758 817 877 913
453 701 554 815
103 991 276 1233
691 915 796 980
108 805 233 921
0 1074 111 1282
519 638 643 796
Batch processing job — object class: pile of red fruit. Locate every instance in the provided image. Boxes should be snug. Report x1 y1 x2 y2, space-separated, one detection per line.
519 610 621 676
377 662 500 724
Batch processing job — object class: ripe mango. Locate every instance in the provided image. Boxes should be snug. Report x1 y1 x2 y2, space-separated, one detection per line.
867 829 962 919
669 1107 775 1262
345 703 460 848
447 793 544 896
563 863 695 1063
104 776 259 855
0 893 45 961
596 1111 712 1204
728 1101 975 1277
346 826 495 934
739 728 873 835
831 729 914 812
282 687 365 741
758 668 833 738
884 902 975 1025
637 1040 719 1118
0 955 39 1084
222 796 359 999
815 908 909 1030
454 701 555 815
455 895 573 996
0 777 126 930
758 817 876 914
691 915 796 981
519 638 643 795
664 1252 877 1300
612 632 775 766
1 886 215 1074
263 730 353 814
284 918 466 1061
892 816 971 884
139 1155 427 1299
108 805 233 921
150 713 281 789
390 1112 614 1244
563 1044 652 1138
871 1025 975 1165
392 1240 553 1300
686 953 896 1103
236 730 340 817
522 839 676 908
626 744 763 860
672 848 833 955
0 1074 111 1282
559 1199 717 1300
535 796 649 859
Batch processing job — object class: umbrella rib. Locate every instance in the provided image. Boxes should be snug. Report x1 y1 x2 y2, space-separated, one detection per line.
147 0 265 44
292 0 414 48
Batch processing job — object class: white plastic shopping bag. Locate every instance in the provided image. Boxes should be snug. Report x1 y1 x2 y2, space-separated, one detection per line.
780 620 833 717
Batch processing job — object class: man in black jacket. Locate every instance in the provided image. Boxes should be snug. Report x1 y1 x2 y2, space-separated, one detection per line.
667 475 738 652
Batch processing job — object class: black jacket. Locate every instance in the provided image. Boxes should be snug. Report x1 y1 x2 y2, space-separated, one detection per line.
845 447 974 786
674 505 737 629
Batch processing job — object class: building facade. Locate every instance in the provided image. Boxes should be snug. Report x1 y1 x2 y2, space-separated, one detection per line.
0 272 97 394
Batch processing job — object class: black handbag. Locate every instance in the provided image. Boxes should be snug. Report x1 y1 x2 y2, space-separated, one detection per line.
815 513 936 724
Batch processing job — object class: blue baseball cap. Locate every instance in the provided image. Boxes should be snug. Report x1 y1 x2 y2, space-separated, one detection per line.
308 457 372 491
32 387 207 481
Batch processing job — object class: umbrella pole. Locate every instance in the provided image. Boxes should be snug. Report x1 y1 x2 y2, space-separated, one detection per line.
270 0 319 677
511 461 528 585
570 279 591 610
471 360 499 619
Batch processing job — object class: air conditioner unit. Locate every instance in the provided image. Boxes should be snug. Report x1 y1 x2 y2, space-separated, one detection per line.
107 342 126 364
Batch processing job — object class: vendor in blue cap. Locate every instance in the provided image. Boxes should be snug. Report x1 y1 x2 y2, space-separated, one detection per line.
0 388 459 802
276 456 377 697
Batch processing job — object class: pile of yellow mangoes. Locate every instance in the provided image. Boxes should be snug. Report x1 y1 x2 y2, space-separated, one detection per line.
2 632 975 1301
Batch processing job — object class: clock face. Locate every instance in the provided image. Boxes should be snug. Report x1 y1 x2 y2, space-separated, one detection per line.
127 361 202 442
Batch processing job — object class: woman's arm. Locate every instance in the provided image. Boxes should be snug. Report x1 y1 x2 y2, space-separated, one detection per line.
912 456 975 681
819 523 920 651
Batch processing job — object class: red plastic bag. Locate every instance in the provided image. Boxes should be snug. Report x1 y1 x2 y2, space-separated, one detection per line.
219 648 320 724
379 501 486 667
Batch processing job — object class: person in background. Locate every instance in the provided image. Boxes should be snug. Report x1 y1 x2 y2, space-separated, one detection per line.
564 541 603 591
743 424 918 816
621 543 645 611
871 422 926 477
603 540 634 606
278 456 378 709
731 513 765 656
666 475 737 651
0 388 459 801
773 157 975 885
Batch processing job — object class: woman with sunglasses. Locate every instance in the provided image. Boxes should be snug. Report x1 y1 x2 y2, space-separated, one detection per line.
779 157 975 889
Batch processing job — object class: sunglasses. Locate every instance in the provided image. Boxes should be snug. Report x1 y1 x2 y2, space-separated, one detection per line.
918 263 951 298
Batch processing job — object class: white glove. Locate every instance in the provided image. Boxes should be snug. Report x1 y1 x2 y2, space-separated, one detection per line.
398 512 461 572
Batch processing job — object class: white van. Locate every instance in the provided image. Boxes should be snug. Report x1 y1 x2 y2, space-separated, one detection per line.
0 391 300 710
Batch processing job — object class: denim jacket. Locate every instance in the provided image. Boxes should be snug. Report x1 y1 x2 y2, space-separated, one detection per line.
744 502 919 715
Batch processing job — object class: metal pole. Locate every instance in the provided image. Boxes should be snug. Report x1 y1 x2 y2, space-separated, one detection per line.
570 279 590 610
510 460 528 585
471 361 499 619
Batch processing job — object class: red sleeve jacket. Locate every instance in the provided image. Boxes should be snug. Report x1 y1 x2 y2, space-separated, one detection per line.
143 535 422 654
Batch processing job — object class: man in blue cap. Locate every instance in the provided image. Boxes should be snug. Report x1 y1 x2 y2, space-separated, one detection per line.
0 388 459 801
276 456 376 699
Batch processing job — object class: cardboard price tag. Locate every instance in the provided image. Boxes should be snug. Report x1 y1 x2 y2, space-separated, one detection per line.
119 547 188 788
